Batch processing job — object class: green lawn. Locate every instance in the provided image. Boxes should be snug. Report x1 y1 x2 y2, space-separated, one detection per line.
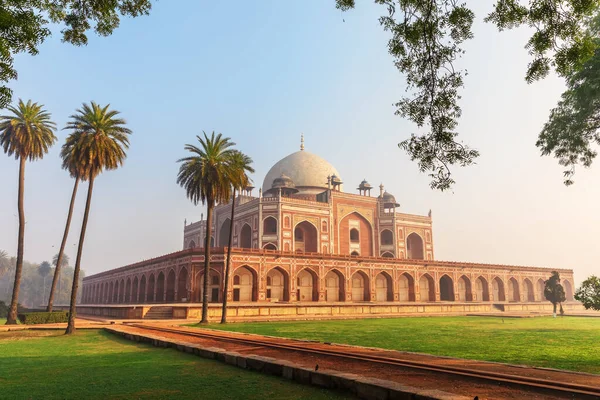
0 329 352 400
196 316 600 374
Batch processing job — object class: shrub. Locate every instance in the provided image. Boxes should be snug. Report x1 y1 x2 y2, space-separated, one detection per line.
18 311 69 325
0 301 8 318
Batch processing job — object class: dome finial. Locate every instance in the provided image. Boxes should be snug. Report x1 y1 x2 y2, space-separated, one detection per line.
300 133 305 151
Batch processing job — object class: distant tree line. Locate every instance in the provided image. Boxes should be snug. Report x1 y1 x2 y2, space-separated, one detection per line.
0 252 83 309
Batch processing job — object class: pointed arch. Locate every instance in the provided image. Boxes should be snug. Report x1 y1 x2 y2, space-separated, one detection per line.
523 278 535 302
263 243 277 250
108 281 114 304
267 266 289 302
263 216 278 234
475 276 490 301
232 265 257 302
156 272 165 302
536 278 545 302
297 268 318 301
375 271 393 301
219 218 231 247
125 278 132 303
439 274 454 301
118 279 125 303
492 277 505 301
188 240 196 249
457 275 472 302
399 272 416 301
294 221 318 253
406 233 424 260
177 267 189 302
419 273 435 301
165 269 176 302
381 251 394 258
240 223 252 249
351 270 370 302
147 273 156 302
380 229 393 245
195 268 221 302
563 280 574 301
340 212 373 256
508 277 520 302
325 269 345 302
132 277 139 303
139 275 147 303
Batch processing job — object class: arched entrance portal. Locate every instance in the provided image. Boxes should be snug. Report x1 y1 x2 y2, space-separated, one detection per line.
492 277 505 301
563 280 574 301
351 271 370 302
375 272 393 301
439 275 454 301
523 278 535 302
475 276 490 301
406 233 424 259
166 269 176 302
536 279 545 302
195 270 221 303
178 268 189 302
233 266 256 302
147 274 155 302
399 273 415 301
239 224 252 249
132 277 139 303
508 278 520 302
297 268 318 301
419 274 435 301
325 270 344 301
139 275 146 303
457 275 472 301
219 218 231 247
156 272 165 302
294 222 318 253
267 267 289 302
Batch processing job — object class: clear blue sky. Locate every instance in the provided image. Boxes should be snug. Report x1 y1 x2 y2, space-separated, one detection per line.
1 1 598 284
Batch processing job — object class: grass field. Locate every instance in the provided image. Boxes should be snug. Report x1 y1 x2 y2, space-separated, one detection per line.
0 329 352 399
198 316 600 374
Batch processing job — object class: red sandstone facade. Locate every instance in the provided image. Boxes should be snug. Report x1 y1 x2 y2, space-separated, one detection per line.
80 142 577 317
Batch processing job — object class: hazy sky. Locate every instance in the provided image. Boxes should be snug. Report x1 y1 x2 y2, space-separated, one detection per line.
0 1 598 285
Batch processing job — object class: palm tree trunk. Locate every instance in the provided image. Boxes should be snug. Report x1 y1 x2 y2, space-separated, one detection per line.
47 177 79 312
66 176 95 334
221 188 236 324
200 201 214 324
6 157 27 325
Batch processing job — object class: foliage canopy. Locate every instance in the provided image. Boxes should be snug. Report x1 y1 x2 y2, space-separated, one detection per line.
574 275 600 310
337 0 600 189
0 0 152 108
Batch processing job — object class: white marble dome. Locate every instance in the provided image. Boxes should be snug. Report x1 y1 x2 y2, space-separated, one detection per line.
262 150 342 195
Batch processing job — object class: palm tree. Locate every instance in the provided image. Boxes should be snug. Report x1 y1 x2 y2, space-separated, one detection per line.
47 129 89 312
38 261 52 305
63 102 131 334
0 250 10 279
0 99 56 324
177 132 236 324
221 150 254 324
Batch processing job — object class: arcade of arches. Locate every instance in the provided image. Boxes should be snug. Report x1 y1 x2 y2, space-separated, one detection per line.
82 255 575 307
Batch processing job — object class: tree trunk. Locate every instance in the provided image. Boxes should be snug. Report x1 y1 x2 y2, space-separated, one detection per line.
221 188 236 324
200 201 214 324
47 177 79 312
6 157 27 325
65 175 95 334
553 302 557 318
